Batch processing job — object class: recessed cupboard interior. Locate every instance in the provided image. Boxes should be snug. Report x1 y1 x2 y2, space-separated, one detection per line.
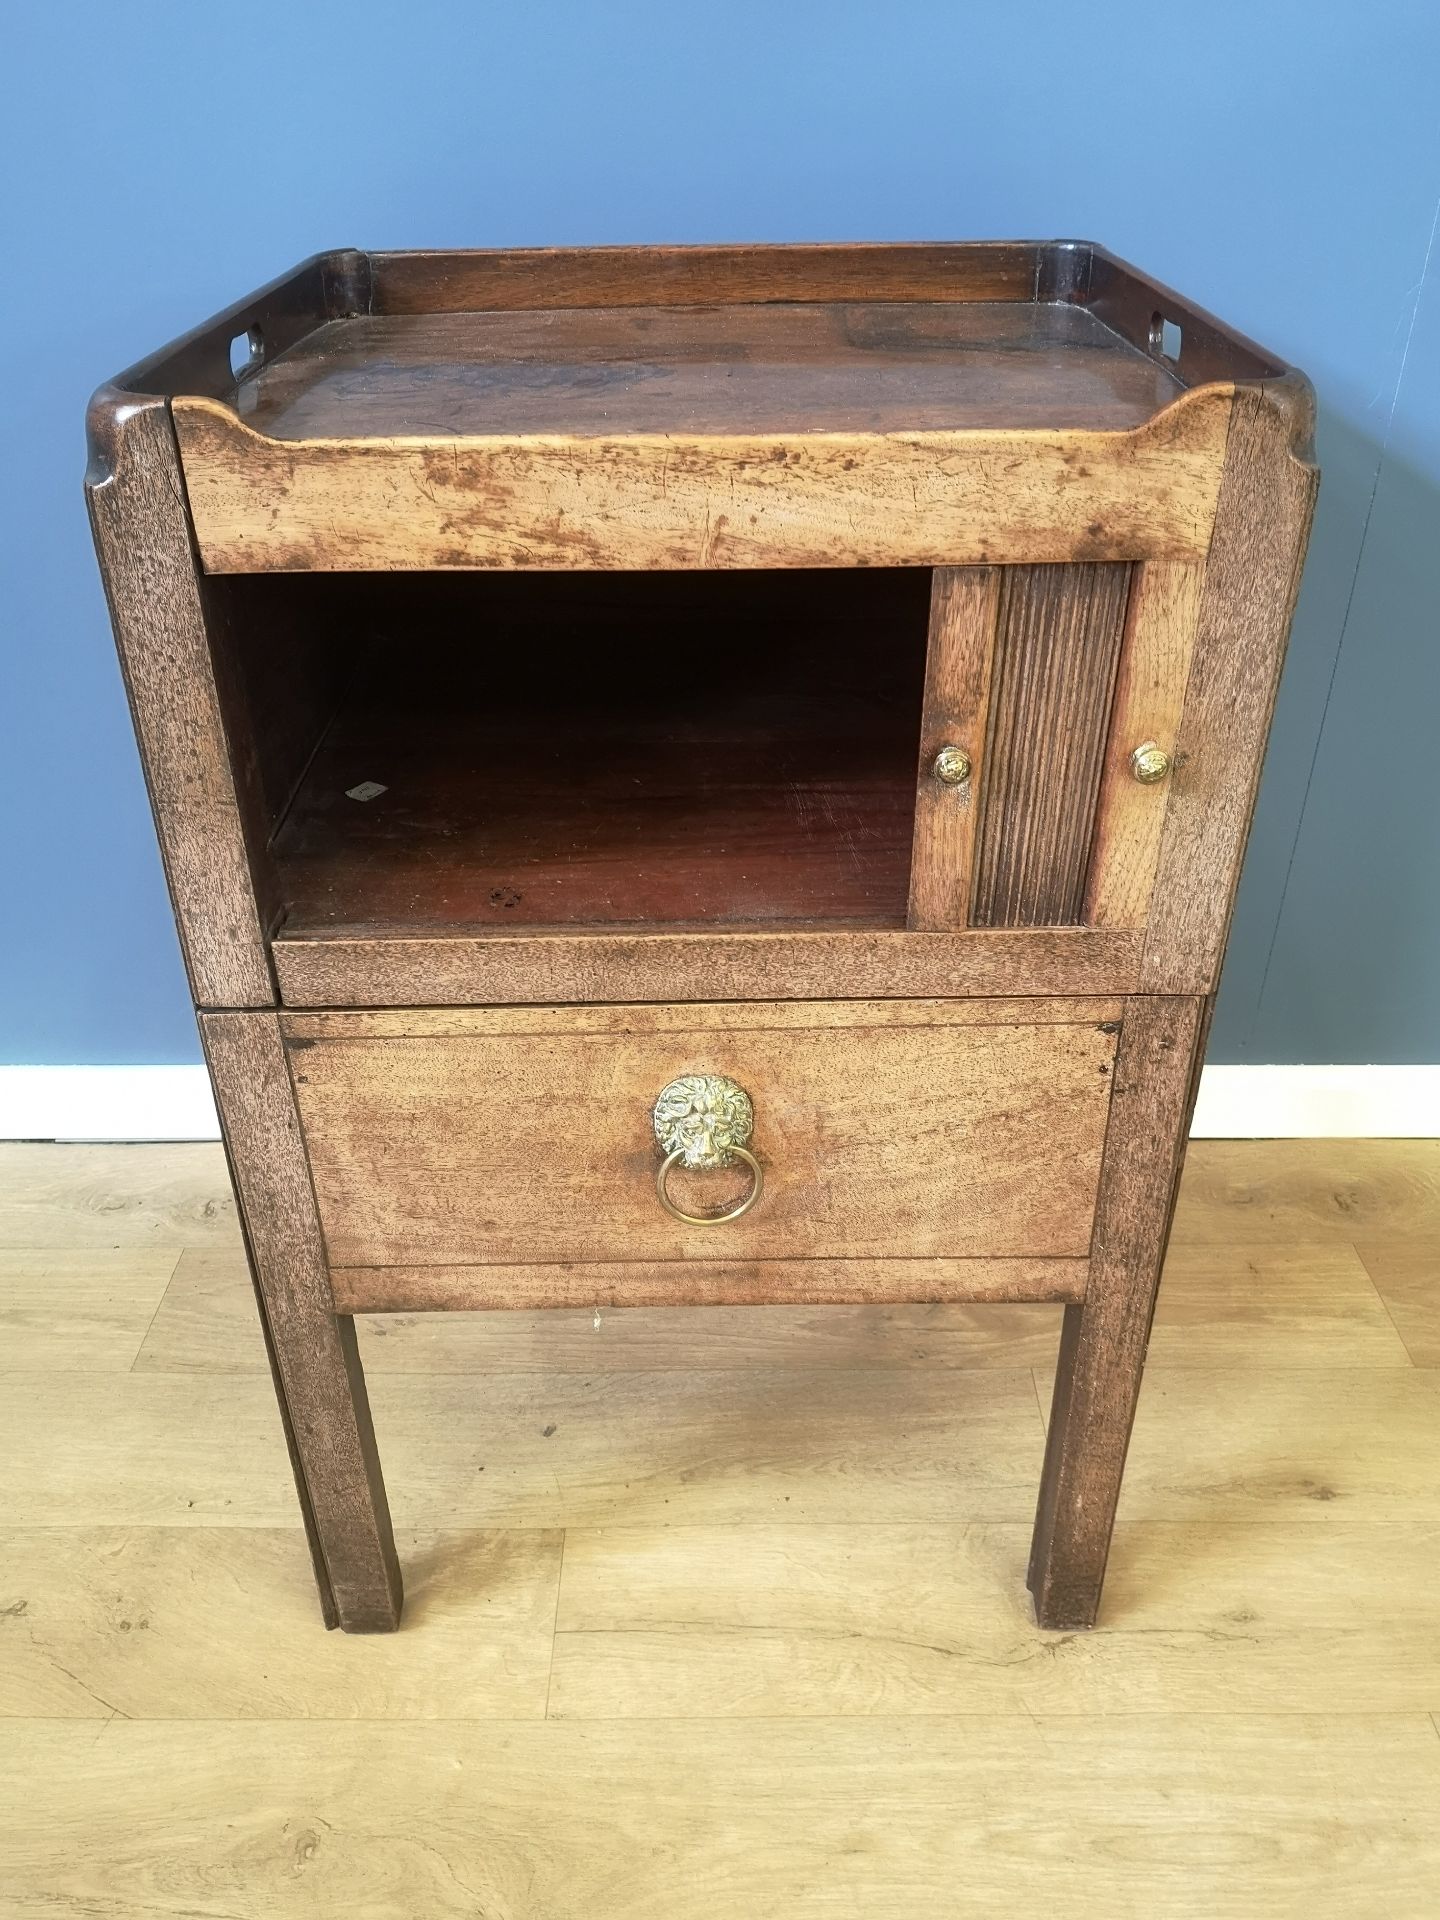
210 560 1146 942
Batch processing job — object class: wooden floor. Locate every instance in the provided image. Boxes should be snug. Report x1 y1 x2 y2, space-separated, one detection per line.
2 1139 1438 1917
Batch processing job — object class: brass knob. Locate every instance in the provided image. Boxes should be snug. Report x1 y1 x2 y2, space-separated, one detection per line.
1130 741 1172 785
652 1073 763 1226
932 744 973 786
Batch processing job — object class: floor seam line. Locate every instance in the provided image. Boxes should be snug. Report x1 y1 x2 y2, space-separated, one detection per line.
544 1530 568 1719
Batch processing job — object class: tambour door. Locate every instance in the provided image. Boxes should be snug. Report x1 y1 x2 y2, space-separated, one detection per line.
909 560 1206 946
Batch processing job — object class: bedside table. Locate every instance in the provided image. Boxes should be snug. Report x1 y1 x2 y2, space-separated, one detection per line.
87 242 1316 1632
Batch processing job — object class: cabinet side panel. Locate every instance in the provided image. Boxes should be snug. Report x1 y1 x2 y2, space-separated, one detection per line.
1141 383 1319 991
204 575 362 851
971 563 1132 926
86 397 273 1007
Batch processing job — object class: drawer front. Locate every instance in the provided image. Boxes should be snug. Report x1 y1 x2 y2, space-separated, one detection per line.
285 999 1118 1268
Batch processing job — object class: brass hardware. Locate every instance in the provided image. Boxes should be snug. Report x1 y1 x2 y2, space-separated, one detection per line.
656 1145 763 1226
932 744 973 786
652 1072 764 1226
1130 740 1172 785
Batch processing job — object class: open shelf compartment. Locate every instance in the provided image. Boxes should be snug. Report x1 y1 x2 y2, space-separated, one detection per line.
231 568 932 940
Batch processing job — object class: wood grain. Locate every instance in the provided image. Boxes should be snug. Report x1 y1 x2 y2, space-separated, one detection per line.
6 1715 1438 1917
201 1013 401 1631
97 244 1292 401
0 1143 237 1249
1170 1140 1440 1246
227 301 1187 440
1083 560 1206 926
331 1258 1087 1313
971 562 1132 925
907 568 999 929
0 1249 178 1370
272 924 1145 1007
1075 1366 1440 1525
285 1002 1118 1268
549 1519 1440 1717
283 997 1125 1038
0 1373 295 1524
0 1366 1049 1529
1141 381 1319 990
1028 996 1205 1628
1354 1239 1440 1367
135 1246 1070 1373
368 241 1054 312
7 1349 1438 1540
0 1527 561 1720
1145 1242 1413 1368
84 397 272 1005
173 386 1233 574
128 1234 1415 1377
25 1136 1413 1259
84 234 1320 1684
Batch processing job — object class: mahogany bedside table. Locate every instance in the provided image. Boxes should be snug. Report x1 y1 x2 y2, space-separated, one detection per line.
87 243 1316 1633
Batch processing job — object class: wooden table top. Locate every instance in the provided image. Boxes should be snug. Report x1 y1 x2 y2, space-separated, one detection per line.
231 299 1187 440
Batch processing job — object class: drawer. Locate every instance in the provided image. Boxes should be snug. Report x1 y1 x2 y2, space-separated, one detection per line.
283 998 1119 1270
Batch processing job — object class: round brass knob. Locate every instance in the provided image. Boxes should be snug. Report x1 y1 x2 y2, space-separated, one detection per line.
932 744 973 786
652 1073 763 1226
1130 741 1172 785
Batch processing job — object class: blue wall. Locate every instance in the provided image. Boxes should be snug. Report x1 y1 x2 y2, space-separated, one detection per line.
3 2 1437 1064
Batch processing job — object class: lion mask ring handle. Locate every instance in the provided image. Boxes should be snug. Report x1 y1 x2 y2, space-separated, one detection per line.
651 1073 763 1226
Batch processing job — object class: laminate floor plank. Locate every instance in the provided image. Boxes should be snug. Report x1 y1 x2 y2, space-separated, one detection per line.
0 1367 1047 1528
0 1248 180 1370
3 1714 1437 1919
1148 1242 1411 1367
0 1527 561 1721
1355 1237 1440 1367
0 1373 294 1524
549 1519 1440 1717
0 1143 236 1249
1031 1366 1440 1521
1170 1140 1440 1246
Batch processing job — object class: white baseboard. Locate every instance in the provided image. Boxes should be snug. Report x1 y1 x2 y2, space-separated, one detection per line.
0 1062 1435 1143
0 1067 223 1142
1188 1065 1438 1139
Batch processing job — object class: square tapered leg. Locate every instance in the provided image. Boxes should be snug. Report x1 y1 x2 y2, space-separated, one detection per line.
1028 996 1204 1630
203 1011 402 1632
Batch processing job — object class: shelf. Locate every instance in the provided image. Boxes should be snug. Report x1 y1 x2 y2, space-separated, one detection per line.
269 569 931 937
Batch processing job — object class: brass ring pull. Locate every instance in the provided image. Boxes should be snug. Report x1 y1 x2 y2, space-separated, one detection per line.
652 1073 764 1227
656 1143 763 1226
